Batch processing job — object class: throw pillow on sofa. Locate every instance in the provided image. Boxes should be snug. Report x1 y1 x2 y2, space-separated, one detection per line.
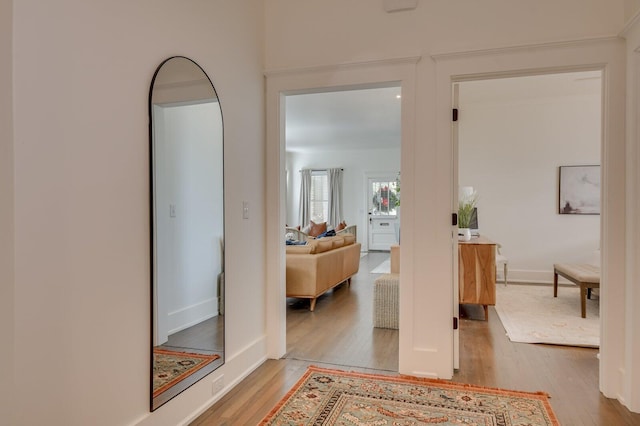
308 221 327 237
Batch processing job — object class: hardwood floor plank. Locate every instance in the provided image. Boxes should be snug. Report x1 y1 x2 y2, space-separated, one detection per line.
193 256 640 425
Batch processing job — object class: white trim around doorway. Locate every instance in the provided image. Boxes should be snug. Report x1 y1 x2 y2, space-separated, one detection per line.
433 36 626 405
264 56 420 372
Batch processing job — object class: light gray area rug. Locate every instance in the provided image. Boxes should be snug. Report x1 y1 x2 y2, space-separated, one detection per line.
494 284 599 348
371 259 390 274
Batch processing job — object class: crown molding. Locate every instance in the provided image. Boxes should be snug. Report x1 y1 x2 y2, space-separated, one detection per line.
264 55 422 77
430 36 621 61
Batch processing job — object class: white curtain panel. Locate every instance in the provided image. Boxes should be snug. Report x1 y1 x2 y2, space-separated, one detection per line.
328 168 343 226
299 169 312 226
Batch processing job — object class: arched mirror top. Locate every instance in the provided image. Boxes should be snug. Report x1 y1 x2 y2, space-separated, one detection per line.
149 56 225 411
151 56 219 106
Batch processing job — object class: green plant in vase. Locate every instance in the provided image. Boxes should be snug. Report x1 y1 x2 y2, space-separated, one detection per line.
458 188 478 240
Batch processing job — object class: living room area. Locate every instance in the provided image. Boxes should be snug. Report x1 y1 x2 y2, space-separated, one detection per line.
282 85 401 370
281 68 604 364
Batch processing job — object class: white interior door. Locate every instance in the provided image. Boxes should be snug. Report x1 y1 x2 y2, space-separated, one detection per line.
367 176 399 251
452 83 460 370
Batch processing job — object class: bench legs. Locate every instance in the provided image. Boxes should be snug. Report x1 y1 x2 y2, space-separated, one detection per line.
580 286 587 319
554 269 595 318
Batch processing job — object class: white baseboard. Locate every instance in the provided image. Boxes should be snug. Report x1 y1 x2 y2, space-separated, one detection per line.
168 297 219 335
179 336 268 425
133 335 268 426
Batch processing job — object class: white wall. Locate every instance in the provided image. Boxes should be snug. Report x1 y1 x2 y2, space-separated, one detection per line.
0 0 14 424
154 103 223 342
626 0 640 21
286 148 400 243
265 0 624 70
459 85 601 283
11 1 265 425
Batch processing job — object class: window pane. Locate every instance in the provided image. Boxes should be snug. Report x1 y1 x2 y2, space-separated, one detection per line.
310 172 328 223
372 180 398 216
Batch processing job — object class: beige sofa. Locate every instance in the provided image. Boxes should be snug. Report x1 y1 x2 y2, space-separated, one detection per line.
286 234 361 311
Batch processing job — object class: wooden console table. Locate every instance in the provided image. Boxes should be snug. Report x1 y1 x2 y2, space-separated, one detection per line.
458 236 497 320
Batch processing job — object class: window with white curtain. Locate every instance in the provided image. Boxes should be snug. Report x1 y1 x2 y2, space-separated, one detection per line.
310 170 328 222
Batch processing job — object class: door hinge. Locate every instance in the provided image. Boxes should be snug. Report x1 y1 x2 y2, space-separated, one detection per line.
452 213 458 226
453 317 458 330
452 108 459 122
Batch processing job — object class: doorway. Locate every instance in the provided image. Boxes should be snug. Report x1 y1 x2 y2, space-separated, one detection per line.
453 70 603 371
283 85 401 371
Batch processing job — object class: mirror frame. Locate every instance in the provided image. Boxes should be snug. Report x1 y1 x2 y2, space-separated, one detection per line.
148 56 225 411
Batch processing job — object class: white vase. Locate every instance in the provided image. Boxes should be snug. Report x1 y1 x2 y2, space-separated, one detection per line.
459 228 471 241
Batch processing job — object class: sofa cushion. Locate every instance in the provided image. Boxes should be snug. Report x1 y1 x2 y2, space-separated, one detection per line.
341 234 356 245
312 239 334 253
331 237 345 248
306 238 334 253
286 245 314 254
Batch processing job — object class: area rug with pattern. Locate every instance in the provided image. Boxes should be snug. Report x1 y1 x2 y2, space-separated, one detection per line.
495 284 599 347
152 349 220 397
259 366 559 425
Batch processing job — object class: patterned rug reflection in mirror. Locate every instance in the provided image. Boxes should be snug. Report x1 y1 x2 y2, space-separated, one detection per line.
153 348 220 397
259 366 560 425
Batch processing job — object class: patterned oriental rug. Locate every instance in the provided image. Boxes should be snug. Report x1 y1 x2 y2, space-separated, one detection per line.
152 349 220 397
259 366 559 425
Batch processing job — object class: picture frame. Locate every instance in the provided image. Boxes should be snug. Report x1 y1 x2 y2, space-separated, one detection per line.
558 165 600 215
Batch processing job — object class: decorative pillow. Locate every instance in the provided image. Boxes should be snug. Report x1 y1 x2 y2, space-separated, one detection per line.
308 221 327 237
336 221 347 231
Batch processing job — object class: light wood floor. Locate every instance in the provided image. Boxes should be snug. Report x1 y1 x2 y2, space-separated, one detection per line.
192 253 640 425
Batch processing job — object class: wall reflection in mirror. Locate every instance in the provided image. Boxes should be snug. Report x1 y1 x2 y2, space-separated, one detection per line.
149 56 224 411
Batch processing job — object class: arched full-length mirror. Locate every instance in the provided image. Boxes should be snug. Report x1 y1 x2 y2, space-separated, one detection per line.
149 56 224 411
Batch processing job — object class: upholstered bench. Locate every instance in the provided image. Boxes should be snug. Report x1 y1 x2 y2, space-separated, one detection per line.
553 263 600 318
373 273 399 329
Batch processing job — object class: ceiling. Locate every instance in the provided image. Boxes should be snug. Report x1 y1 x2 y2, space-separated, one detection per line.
285 86 401 153
284 70 601 153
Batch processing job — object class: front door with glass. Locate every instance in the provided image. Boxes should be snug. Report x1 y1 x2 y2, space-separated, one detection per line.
367 176 399 251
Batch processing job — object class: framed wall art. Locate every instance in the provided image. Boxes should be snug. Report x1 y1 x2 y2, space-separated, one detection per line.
558 165 600 215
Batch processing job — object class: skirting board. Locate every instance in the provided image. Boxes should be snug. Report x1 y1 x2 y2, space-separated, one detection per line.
133 336 267 426
179 336 268 426
168 297 219 335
